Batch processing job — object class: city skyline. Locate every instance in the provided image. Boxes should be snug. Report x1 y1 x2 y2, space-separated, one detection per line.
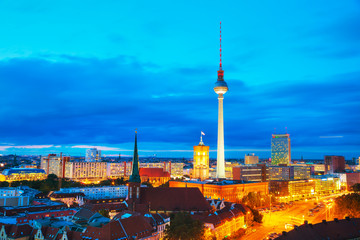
0 1 359 159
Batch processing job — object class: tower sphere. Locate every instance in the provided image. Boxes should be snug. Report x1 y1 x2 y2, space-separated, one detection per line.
214 81 228 95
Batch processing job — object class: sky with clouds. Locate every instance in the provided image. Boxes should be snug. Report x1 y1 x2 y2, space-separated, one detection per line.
0 0 359 159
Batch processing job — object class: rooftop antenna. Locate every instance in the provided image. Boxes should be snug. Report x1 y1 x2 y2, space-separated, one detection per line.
274 128 276 134
285 127 288 134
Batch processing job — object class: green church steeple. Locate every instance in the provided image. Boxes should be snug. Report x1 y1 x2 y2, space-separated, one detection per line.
129 130 141 183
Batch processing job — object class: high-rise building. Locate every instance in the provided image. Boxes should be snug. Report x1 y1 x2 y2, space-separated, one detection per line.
85 148 101 162
271 134 291 165
324 155 345 174
245 154 259 165
214 22 228 179
193 135 210 180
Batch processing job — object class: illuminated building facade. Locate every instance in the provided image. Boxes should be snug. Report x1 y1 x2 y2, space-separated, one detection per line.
269 165 311 181
313 176 341 195
245 154 259 165
193 137 210 180
214 22 228 179
169 180 268 203
204 200 247 240
324 155 345 174
140 162 184 178
225 162 240 179
233 164 267 182
271 134 291 165
106 162 132 179
270 176 341 200
0 168 46 182
139 168 171 187
64 161 107 182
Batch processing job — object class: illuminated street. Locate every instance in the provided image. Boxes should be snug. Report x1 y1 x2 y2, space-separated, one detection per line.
242 196 338 240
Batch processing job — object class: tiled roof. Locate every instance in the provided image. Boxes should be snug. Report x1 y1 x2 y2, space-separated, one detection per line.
0 223 33 238
84 215 153 240
140 187 211 212
139 168 170 178
73 208 96 221
276 218 360 240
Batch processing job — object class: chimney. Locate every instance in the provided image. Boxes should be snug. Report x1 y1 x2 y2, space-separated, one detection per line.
345 216 350 221
304 220 308 225
322 220 327 224
334 218 339 222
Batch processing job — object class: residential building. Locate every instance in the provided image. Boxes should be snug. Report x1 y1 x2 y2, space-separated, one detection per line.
271 134 291 165
324 155 345 174
58 185 128 199
203 200 248 240
64 161 107 182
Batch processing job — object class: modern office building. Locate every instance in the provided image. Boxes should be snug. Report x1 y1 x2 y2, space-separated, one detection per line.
324 155 345 174
232 164 267 182
271 134 291 165
214 22 228 179
86 148 102 162
245 154 259 165
193 136 210 180
269 165 312 181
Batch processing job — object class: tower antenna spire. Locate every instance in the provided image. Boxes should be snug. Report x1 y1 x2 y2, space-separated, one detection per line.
220 21 222 70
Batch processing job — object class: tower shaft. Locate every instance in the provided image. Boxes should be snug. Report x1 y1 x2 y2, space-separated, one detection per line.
216 94 226 178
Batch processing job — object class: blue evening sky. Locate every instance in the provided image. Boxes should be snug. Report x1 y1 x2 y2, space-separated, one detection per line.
0 0 359 159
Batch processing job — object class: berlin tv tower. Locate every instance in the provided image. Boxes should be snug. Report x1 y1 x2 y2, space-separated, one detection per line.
214 22 228 179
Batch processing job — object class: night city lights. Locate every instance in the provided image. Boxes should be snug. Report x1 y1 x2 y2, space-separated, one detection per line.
0 1 359 240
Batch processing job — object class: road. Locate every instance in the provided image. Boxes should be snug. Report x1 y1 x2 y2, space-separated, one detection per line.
242 197 336 240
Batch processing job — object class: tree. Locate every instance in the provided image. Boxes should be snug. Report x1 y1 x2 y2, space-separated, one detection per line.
352 184 360 192
164 212 205 240
250 207 263 223
98 209 110 218
335 193 360 218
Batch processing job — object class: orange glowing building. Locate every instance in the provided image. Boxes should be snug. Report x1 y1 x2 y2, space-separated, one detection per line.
169 180 268 203
193 134 210 180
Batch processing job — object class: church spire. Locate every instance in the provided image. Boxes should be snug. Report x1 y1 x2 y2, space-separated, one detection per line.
129 130 141 183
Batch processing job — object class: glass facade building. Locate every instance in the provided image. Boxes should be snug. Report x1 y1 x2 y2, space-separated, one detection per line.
271 134 291 165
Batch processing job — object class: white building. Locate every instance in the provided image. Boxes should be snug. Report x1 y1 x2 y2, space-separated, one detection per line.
65 161 107 182
86 148 101 162
58 185 128 199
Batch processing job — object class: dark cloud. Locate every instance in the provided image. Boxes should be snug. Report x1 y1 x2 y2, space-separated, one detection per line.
0 55 359 158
